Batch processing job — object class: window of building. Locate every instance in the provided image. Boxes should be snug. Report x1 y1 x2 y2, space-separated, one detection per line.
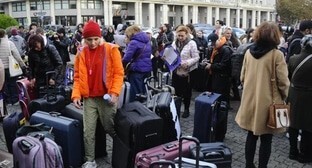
55 16 77 26
15 17 27 26
55 0 76 9
30 0 50 11
12 2 26 12
81 0 102 9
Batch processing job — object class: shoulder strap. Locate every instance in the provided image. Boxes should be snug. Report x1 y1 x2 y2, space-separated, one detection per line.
291 54 312 81
270 49 277 103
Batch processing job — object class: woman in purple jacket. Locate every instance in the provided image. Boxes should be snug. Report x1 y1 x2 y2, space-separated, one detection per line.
123 25 152 102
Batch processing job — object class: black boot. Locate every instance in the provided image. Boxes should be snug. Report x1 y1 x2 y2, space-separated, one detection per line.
182 109 190 118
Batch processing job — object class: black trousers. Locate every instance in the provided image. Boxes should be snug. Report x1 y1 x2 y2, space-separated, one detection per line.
172 73 192 111
245 131 272 168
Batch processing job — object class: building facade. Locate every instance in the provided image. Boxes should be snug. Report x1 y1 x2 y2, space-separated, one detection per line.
0 0 276 29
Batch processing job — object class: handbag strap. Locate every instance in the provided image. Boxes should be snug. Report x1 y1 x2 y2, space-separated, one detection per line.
7 41 12 57
270 49 277 104
291 54 312 82
129 44 147 64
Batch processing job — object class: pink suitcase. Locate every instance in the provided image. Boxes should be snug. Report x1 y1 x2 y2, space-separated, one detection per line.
135 139 195 168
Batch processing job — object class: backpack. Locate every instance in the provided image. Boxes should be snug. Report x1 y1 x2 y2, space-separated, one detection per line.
286 38 301 62
231 43 253 79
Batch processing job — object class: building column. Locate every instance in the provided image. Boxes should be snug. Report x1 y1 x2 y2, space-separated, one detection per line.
50 0 55 25
236 9 240 28
149 3 155 28
257 10 261 26
134 2 143 25
266 11 271 21
77 0 82 23
207 6 212 25
26 0 31 26
242 9 247 29
192 5 198 24
215 7 220 20
226 8 230 26
183 5 188 24
251 10 256 28
103 0 113 25
161 4 168 24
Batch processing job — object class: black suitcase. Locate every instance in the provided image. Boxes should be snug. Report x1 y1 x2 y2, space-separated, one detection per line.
193 92 222 143
149 92 178 143
61 103 107 158
189 142 232 168
29 111 83 168
175 136 217 168
112 101 163 168
2 112 26 153
28 94 65 116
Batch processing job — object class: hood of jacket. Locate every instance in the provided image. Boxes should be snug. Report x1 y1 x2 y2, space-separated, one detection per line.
249 43 276 59
131 32 149 44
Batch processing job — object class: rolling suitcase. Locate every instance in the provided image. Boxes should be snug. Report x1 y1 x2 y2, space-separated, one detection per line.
193 92 221 143
13 135 63 168
29 111 82 168
149 160 176 168
117 81 130 109
148 92 179 143
189 142 232 168
0 149 13 168
28 93 65 116
61 103 107 158
135 139 196 168
174 136 217 168
112 101 163 168
2 111 26 153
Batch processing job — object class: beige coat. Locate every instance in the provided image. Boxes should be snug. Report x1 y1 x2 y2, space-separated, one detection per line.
235 49 290 135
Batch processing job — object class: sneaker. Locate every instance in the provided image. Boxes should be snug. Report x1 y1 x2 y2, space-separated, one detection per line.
82 160 97 168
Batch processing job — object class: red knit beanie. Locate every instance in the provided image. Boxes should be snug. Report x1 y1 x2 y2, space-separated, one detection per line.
82 20 101 38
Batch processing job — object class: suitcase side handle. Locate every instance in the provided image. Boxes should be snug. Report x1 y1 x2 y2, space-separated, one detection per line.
18 139 35 154
178 136 200 168
201 91 213 97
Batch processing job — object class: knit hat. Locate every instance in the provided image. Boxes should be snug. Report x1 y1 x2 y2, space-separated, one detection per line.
82 20 101 38
11 28 18 35
299 20 312 31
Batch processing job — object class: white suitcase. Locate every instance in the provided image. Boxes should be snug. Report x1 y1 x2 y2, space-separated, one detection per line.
117 81 130 109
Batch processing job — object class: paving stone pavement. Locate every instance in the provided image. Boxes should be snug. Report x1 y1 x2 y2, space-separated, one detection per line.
2 91 312 168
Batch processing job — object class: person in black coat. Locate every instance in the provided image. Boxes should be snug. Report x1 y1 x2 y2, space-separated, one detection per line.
145 29 158 79
27 34 63 97
104 26 115 43
287 20 312 62
287 34 312 163
53 27 71 84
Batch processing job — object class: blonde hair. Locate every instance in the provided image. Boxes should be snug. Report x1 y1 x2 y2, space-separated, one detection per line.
125 25 141 39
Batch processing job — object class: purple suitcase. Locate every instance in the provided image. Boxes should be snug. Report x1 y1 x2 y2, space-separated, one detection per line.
29 111 82 168
135 139 195 168
13 135 63 168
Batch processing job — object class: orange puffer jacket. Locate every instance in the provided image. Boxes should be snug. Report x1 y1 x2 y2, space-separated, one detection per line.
71 42 124 100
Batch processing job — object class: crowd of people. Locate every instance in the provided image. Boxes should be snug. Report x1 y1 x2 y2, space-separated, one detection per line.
1 18 312 168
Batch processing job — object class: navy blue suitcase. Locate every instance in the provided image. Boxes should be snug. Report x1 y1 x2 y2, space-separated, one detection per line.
29 111 82 168
2 112 26 153
61 103 107 158
193 92 221 143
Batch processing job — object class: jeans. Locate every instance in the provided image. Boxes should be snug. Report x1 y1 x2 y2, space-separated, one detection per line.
127 72 150 102
3 69 19 104
245 131 272 168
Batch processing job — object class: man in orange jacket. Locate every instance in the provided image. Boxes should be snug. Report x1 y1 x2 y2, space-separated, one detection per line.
71 20 124 168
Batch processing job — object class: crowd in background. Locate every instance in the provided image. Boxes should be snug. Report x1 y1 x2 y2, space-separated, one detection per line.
1 18 312 168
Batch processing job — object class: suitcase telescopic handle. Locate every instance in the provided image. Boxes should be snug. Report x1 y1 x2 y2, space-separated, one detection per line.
178 136 200 168
150 160 176 168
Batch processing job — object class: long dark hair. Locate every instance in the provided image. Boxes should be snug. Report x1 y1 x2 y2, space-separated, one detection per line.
28 34 45 51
